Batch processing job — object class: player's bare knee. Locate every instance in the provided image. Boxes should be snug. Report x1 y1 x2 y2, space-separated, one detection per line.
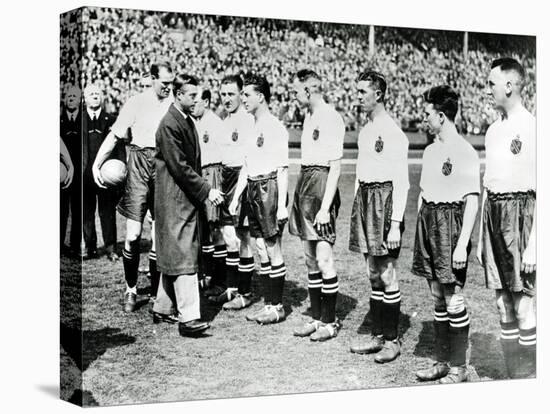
316 255 335 276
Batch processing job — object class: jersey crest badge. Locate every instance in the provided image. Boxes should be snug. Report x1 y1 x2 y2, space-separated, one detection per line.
442 158 453 176
510 135 522 154
257 133 264 147
375 136 384 153
203 131 209 143
312 127 320 141
231 130 239 142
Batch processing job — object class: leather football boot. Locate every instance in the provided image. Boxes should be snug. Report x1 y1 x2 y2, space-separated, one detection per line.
350 335 385 354
416 362 450 381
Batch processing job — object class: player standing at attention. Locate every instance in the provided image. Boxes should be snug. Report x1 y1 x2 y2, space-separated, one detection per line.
478 58 536 379
208 75 256 311
92 61 174 313
349 70 409 363
192 88 227 293
413 85 479 383
288 69 344 341
229 74 289 324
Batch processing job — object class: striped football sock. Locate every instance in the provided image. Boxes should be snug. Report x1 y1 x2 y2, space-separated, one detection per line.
122 239 140 290
448 308 470 367
225 251 239 289
212 245 227 287
370 287 384 337
149 249 160 298
382 290 401 341
238 256 255 295
321 276 338 324
433 306 450 363
500 320 520 377
270 263 286 305
308 272 322 321
260 261 272 304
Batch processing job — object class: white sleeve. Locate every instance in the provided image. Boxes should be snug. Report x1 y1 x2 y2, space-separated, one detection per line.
110 96 137 139
325 111 345 161
391 131 410 221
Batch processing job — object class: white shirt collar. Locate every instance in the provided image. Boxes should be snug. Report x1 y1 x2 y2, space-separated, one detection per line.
87 107 101 120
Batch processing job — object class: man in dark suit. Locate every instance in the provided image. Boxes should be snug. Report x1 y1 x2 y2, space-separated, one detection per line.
60 85 83 257
82 84 125 261
152 74 224 337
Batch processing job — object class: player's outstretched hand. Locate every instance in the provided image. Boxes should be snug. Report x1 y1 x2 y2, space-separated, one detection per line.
92 163 107 189
452 244 468 270
521 243 536 274
61 162 74 189
208 189 224 206
313 208 331 238
385 221 401 250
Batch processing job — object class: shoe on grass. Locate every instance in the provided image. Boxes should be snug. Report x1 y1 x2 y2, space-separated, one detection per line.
222 293 252 310
123 292 137 313
256 304 286 325
293 320 322 337
350 335 384 354
416 361 450 381
374 339 401 363
310 321 341 342
439 366 468 384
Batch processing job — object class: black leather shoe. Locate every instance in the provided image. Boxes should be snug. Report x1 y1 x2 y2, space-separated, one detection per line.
178 320 210 337
152 312 178 324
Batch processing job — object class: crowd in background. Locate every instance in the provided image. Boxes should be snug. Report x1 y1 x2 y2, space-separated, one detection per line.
61 8 536 134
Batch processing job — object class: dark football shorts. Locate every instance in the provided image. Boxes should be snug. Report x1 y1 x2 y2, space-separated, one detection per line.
202 163 223 225
349 180 404 258
481 190 536 296
220 165 247 228
412 199 469 287
244 171 281 239
289 165 340 244
117 145 155 222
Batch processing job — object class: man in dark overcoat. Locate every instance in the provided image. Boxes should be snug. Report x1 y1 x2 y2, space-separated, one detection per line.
152 74 224 336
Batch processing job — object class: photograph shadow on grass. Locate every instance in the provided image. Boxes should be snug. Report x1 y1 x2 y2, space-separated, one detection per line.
82 327 136 371
469 332 506 380
336 292 358 322
355 310 411 337
283 280 308 317
412 320 435 359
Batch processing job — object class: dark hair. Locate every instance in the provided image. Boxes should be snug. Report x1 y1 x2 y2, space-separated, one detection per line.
357 70 387 103
201 89 212 104
422 85 460 121
221 74 243 91
172 74 198 96
150 61 173 78
243 74 271 104
295 69 321 83
491 57 526 89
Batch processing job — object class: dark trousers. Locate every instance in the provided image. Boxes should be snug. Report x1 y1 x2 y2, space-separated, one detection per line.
60 180 82 252
83 176 119 253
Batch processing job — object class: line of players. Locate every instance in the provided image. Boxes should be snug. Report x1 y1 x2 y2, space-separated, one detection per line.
91 57 536 384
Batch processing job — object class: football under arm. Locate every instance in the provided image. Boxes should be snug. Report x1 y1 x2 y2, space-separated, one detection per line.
92 131 118 169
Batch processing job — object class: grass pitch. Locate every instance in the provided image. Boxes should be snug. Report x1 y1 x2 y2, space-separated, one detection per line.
60 158 510 407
